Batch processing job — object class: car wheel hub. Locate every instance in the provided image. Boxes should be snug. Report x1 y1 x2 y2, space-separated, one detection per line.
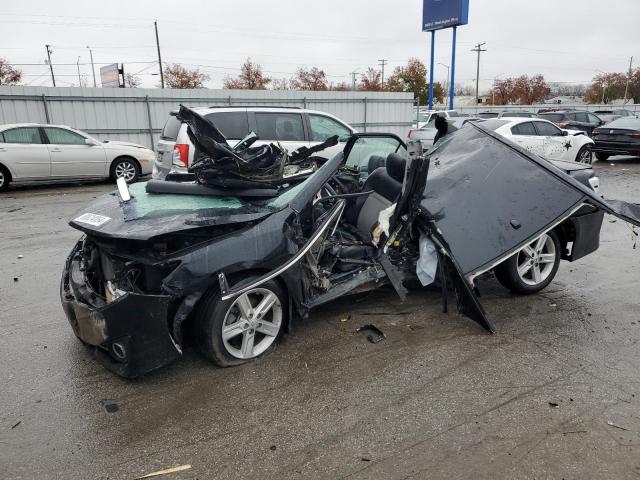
221 288 282 360
517 234 556 286
0 171 4 187
579 149 592 164
115 162 136 181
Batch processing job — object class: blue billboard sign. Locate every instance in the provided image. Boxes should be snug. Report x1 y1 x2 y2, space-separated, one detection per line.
422 0 469 32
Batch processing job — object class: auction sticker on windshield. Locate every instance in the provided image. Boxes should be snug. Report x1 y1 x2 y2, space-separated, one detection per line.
74 213 111 226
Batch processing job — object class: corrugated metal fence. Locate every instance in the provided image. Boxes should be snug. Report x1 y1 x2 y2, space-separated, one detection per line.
0 86 415 149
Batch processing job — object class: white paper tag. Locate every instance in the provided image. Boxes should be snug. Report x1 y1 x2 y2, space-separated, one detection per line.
74 213 111 227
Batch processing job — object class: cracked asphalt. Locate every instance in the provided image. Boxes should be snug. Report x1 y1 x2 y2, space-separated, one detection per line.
1 157 640 479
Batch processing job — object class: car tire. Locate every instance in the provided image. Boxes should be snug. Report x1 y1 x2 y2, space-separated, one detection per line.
576 145 593 164
494 230 561 295
195 278 287 367
110 157 140 184
0 165 10 192
595 153 609 162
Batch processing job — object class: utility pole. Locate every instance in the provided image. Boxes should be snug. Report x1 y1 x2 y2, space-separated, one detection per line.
471 42 486 105
623 56 633 104
601 81 607 104
45 44 55 87
76 56 82 87
86 46 97 87
351 71 358 91
154 21 165 88
378 59 387 88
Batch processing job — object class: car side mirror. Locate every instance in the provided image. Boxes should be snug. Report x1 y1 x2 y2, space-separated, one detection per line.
561 130 568 136
85 138 99 146
338 134 352 143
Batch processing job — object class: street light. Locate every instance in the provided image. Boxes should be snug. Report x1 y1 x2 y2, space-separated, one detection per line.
492 72 505 105
438 62 450 95
86 46 97 87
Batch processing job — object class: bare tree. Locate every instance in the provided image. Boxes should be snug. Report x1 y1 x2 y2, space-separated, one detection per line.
359 67 382 91
0 58 22 85
223 58 271 90
271 77 289 90
163 64 209 89
125 73 141 88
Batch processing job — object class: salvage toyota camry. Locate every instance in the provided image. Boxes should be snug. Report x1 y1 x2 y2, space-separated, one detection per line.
60 106 640 377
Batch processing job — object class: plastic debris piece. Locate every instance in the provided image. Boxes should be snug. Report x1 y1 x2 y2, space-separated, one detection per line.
548 402 559 408
135 465 192 479
270 445 277 451
340 315 351 323
356 324 385 343
607 420 629 431
17 255 23 259
11 420 21 429
100 399 119 413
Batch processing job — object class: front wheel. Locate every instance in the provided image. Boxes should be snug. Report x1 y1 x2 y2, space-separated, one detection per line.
494 230 561 294
0 165 10 192
110 157 140 184
595 153 609 162
195 279 287 367
576 145 593 164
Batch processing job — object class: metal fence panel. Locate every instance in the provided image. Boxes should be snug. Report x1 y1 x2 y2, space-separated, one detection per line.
0 86 414 149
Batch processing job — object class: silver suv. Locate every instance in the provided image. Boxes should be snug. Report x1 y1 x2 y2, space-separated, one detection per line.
153 106 355 178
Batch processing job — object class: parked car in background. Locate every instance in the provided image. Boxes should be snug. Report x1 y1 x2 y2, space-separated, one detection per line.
0 123 155 191
477 111 500 118
412 109 459 128
497 111 537 118
153 107 355 179
592 109 637 124
407 116 479 146
481 118 596 164
537 110 604 136
592 117 640 161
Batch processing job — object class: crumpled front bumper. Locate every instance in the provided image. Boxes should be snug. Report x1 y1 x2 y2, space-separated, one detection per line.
60 243 181 377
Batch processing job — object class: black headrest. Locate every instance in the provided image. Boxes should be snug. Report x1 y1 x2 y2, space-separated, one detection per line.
367 155 386 174
386 153 406 182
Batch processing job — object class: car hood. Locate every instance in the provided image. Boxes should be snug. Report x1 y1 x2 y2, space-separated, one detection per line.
420 123 640 281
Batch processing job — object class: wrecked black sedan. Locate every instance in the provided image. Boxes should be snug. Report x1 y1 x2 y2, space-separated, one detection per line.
60 107 640 377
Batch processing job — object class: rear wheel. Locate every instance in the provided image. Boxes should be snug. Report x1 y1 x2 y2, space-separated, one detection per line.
0 165 10 192
195 278 286 367
110 157 140 184
576 145 593 164
595 153 609 162
494 231 561 294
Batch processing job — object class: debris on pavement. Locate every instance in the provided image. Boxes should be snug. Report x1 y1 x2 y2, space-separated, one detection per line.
17 255 23 259
607 420 629 431
340 315 351 323
270 445 277 451
356 324 386 343
100 399 119 413
11 420 21 429
548 402 560 408
134 464 192 479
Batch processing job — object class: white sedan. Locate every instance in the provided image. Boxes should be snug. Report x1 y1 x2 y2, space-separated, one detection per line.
0 123 156 191
484 117 595 164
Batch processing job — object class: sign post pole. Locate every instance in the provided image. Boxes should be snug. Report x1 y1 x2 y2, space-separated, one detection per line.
428 30 435 109
449 26 457 110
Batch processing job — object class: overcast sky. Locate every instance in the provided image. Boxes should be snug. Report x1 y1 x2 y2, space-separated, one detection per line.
1 0 638 91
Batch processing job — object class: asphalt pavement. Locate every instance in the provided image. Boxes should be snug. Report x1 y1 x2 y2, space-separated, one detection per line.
1 159 640 479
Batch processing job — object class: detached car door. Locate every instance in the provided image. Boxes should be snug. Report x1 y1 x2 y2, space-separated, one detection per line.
508 121 545 155
253 112 308 154
43 127 107 178
307 113 353 160
0 127 51 179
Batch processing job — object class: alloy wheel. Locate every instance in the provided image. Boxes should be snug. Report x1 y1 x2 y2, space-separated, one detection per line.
0 170 4 188
578 148 593 164
221 288 282 359
114 161 137 182
516 234 557 286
